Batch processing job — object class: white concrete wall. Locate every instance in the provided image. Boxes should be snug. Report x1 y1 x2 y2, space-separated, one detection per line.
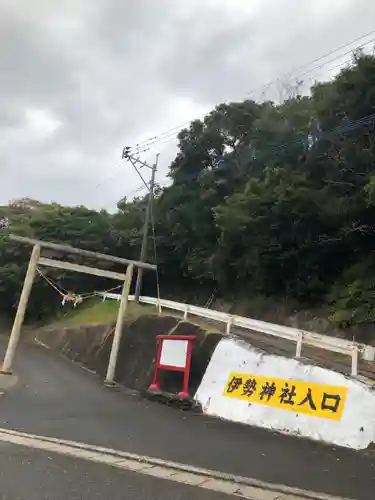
195 338 375 450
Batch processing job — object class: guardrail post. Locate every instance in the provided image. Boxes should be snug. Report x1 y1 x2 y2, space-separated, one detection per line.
295 331 303 358
351 345 359 377
226 316 233 335
97 294 366 372
156 298 162 314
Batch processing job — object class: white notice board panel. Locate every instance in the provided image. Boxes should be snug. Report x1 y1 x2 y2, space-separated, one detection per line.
159 338 188 368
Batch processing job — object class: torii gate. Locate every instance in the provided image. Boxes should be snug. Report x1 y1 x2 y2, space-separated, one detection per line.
0 234 157 386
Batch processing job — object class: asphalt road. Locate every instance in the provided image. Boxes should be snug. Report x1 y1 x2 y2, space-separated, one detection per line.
0 338 375 499
0 442 234 500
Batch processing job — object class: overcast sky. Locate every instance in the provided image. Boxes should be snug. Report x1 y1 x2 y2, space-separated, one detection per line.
1 0 374 211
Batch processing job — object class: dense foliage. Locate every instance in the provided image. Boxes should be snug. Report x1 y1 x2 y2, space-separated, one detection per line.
1 52 375 329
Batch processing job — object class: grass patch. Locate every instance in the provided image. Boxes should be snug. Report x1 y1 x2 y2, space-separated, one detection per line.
43 296 222 334
52 298 159 327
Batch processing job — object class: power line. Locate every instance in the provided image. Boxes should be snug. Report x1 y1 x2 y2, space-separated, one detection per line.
124 111 375 220
130 29 375 153
276 28 375 78
136 46 374 156
156 112 375 188
237 113 375 159
304 43 375 84
125 184 148 198
134 121 192 149
126 115 375 198
93 170 148 203
94 164 130 190
140 47 374 154
293 38 375 81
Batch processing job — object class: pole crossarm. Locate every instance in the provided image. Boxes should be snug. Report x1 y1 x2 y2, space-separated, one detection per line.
9 234 157 271
122 149 153 169
38 257 127 281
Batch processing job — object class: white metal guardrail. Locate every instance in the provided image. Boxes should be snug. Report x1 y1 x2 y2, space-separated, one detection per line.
99 292 375 377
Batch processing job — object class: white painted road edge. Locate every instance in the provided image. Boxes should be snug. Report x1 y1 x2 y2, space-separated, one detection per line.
0 427 352 500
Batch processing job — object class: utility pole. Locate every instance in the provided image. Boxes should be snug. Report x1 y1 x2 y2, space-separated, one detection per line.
122 147 159 302
134 155 158 301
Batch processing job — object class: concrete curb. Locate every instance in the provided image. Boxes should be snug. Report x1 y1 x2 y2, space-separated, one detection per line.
0 427 352 500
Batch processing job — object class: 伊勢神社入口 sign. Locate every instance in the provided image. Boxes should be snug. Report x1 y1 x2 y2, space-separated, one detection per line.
223 372 348 421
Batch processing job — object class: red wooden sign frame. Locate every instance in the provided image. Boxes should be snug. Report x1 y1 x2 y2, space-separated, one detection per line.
149 335 196 398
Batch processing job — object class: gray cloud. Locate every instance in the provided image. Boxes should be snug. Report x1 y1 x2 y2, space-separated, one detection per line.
1 0 374 211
